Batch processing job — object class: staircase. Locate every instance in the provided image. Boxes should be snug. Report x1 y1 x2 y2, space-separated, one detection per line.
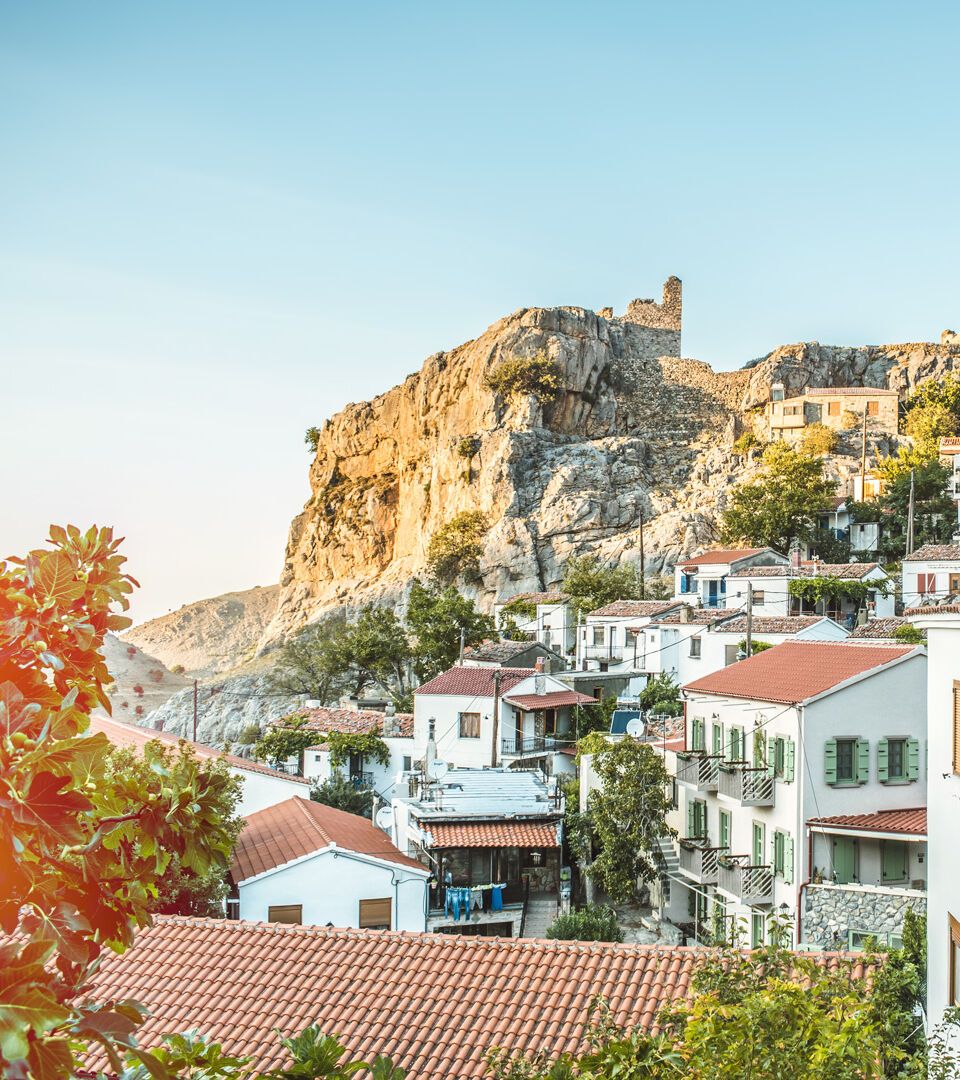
656 835 680 901
520 895 559 939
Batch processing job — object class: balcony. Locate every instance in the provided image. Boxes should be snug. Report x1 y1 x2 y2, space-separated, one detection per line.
718 764 775 807
717 855 774 906
349 771 374 789
501 735 571 757
583 644 625 663
678 839 724 885
676 752 720 792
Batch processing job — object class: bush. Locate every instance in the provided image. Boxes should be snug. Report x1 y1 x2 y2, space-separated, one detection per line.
235 722 263 746
546 903 624 942
893 623 925 644
147 668 164 683
304 426 322 454
457 435 481 459
311 774 374 817
426 511 488 582
171 663 186 675
484 352 564 404
132 683 144 697
800 422 839 455
732 432 760 455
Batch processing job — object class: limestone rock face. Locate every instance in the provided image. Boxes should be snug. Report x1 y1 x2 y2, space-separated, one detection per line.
263 284 960 645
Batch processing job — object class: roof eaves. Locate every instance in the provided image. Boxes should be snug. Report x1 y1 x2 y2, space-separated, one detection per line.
799 647 924 708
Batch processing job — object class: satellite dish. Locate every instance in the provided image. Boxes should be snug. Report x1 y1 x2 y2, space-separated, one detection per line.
625 718 645 737
427 759 449 780
375 807 394 831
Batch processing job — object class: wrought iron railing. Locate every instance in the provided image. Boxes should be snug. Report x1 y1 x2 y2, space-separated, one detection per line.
678 839 724 883
717 855 773 905
583 644 625 662
501 735 571 756
676 752 721 790
718 763 775 806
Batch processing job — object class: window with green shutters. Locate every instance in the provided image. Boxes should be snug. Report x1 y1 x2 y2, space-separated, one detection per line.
752 821 764 866
751 911 764 948
877 737 920 783
687 798 707 840
881 840 908 883
784 738 795 782
691 716 706 752
719 809 731 851
772 830 794 883
729 726 744 762
711 721 723 756
825 737 869 785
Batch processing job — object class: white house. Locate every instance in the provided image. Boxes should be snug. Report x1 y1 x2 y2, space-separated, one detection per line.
493 591 577 659
294 707 416 796
229 796 429 930
940 437 960 528
815 497 881 556
577 599 683 674
462 638 567 673
726 561 896 626
413 662 594 775
391 767 564 937
901 544 960 610
907 603 960 1040
674 548 789 610
676 640 926 948
88 715 312 816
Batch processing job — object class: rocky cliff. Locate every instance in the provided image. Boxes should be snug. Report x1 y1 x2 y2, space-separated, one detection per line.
263 278 960 644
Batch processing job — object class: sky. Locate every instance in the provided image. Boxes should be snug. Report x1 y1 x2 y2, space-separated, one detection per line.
3 2 959 623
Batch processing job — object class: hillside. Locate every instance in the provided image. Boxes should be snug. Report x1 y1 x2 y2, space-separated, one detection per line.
262 277 960 645
98 633 193 721
125 585 280 677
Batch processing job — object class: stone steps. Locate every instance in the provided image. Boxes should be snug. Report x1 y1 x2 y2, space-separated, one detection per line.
521 897 560 939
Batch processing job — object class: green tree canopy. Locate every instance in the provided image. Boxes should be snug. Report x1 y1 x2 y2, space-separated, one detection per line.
561 556 644 618
426 511 489 583
267 614 353 705
583 738 673 903
310 774 376 817
406 578 496 680
720 442 837 552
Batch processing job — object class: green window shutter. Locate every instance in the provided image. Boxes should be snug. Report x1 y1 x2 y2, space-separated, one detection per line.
772 831 782 875
785 739 796 783
686 799 694 838
784 834 794 884
824 739 838 785
767 734 776 778
712 723 722 755
907 738 920 781
692 717 704 752
856 738 870 784
877 738 889 783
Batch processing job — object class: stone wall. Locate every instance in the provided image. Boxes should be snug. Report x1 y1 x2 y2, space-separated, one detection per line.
801 882 925 948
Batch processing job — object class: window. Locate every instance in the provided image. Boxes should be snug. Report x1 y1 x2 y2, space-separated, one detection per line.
729 726 744 762
774 737 786 778
882 738 907 781
828 400 840 417
458 712 481 739
719 809 731 850
951 915 960 1006
881 841 908 884
753 590 765 605
724 643 739 666
951 573 960 594
832 836 857 884
772 830 793 882
543 708 557 736
359 898 392 930
402 755 412 772
688 798 707 840
785 405 801 416
711 722 723 756
866 400 879 416
689 636 702 658
773 830 785 875
592 626 605 646
268 905 302 925
690 716 706 752
825 737 867 784
751 911 765 948
919 572 937 595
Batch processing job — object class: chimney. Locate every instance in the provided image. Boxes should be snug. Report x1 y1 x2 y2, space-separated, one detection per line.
679 605 691 624
791 546 802 569
534 656 546 673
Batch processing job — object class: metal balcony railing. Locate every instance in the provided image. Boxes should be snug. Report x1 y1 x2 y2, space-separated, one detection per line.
349 771 374 789
678 839 724 884
502 735 571 756
676 752 720 792
583 644 625 663
717 855 774 906
718 764 775 807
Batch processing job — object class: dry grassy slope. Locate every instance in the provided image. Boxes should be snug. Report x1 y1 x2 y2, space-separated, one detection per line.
124 584 280 678
97 633 193 721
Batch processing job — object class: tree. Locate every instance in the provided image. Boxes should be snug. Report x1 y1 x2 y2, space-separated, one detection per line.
406 578 495 680
311 774 375 817
267 614 353 705
304 426 322 454
545 904 623 943
574 694 617 739
253 714 318 773
0 525 239 1078
484 352 564 405
872 459 955 560
426 511 489 583
720 443 837 552
342 606 413 703
800 422 839 455
584 738 673 903
638 673 681 717
561 557 643 618
104 743 244 916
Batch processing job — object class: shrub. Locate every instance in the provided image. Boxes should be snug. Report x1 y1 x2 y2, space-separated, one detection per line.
134 705 144 717
236 722 263 745
126 645 137 657
800 422 839 455
732 431 760 454
132 683 144 696
426 511 488 582
484 352 564 405
457 435 481 459
893 623 925 644
311 774 374 817
171 663 186 675
304 426 322 454
546 903 624 942
147 668 164 683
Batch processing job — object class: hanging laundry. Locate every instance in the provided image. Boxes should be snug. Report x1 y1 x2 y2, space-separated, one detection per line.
491 884 503 912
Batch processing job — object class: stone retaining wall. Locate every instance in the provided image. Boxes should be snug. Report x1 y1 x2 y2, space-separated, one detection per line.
802 882 925 948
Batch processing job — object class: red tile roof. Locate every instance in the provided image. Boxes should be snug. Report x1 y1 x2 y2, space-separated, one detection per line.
88 715 311 785
711 615 833 635
650 609 722 627
293 707 414 738
427 821 561 848
678 548 768 568
231 797 425 883
729 562 882 580
504 690 596 711
587 600 681 618
497 591 569 605
849 618 910 639
804 386 897 397
415 666 534 697
808 808 926 837
683 641 917 705
83 918 874 1078
904 544 960 561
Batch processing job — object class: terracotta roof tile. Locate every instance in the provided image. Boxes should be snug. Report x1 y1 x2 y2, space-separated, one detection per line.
849 617 909 639
292 707 414 738
729 562 882 580
463 640 560 664
808 808 926 836
587 600 681 618
683 641 917 705
677 548 769 567
231 797 425 882
648 609 720 626
497 591 570 605
504 690 595 711
711 615 832 635
906 603 960 615
415 667 534 697
88 715 311 785
904 544 960 561
427 821 561 848
83 919 873 1078
804 386 897 396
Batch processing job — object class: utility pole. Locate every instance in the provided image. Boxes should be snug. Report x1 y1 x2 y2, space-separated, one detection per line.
860 407 868 498
192 679 198 742
491 669 502 768
744 583 754 658
458 626 465 665
905 469 916 558
639 511 645 597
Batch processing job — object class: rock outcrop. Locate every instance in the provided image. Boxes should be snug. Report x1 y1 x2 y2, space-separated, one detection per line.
263 279 960 644
125 585 280 677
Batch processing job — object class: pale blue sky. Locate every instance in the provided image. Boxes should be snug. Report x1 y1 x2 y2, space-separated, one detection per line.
3 2 959 622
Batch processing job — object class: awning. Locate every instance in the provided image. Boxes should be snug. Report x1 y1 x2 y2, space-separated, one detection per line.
504 690 596 712
807 808 926 840
426 821 561 848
